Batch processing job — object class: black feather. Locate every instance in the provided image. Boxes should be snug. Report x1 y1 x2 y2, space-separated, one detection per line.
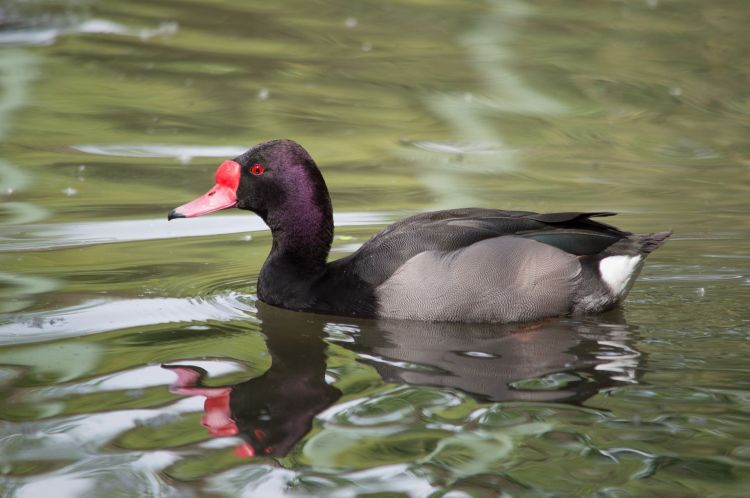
332 209 630 287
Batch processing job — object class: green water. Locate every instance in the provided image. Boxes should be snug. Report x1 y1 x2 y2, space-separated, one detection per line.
1 0 749 496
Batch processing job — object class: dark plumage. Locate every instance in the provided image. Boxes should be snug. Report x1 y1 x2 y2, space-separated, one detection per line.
169 139 670 323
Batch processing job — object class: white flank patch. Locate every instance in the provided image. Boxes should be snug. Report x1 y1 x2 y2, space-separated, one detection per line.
599 255 643 297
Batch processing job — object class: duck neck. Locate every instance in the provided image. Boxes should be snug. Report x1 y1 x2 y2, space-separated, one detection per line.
257 190 333 306
267 207 333 271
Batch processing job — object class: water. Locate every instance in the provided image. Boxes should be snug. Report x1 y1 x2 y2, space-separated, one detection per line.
1 0 749 496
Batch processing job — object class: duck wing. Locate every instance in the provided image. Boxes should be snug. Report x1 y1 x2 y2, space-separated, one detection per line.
333 208 628 287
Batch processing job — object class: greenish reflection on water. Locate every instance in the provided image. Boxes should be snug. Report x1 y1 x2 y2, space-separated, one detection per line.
1 0 749 496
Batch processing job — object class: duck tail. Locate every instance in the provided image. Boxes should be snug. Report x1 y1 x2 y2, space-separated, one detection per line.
592 231 671 300
606 230 672 258
574 231 671 314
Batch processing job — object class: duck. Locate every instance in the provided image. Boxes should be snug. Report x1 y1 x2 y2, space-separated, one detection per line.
168 139 670 323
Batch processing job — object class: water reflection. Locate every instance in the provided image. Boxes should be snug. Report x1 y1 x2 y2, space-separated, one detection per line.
165 308 341 458
167 304 642 457
0 211 389 253
0 15 177 46
354 313 639 404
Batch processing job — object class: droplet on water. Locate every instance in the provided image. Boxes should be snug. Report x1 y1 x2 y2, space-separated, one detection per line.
345 17 358 28
257 88 270 100
62 187 78 196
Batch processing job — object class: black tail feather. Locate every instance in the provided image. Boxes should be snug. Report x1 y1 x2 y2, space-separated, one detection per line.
604 231 672 258
634 231 672 255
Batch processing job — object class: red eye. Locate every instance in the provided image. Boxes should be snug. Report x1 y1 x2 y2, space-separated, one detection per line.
251 164 264 175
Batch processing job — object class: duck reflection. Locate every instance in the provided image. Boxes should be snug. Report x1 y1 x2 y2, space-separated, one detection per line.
353 312 639 404
164 307 340 457
165 304 642 457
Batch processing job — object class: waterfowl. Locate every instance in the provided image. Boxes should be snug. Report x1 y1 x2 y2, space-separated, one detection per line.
168 139 670 323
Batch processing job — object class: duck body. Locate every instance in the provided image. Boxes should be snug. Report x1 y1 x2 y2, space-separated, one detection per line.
169 139 670 323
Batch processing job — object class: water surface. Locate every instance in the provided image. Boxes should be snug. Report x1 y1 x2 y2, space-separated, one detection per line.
1 0 749 496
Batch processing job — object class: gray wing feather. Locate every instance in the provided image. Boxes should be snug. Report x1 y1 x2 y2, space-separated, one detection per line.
334 208 625 287
376 236 582 323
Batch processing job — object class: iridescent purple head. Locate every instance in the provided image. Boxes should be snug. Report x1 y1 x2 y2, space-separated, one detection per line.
169 140 334 251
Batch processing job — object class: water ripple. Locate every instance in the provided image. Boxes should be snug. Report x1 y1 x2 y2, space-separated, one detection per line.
0 17 177 46
72 144 248 162
0 211 391 252
20 360 247 401
0 402 197 497
0 272 58 313
0 292 255 345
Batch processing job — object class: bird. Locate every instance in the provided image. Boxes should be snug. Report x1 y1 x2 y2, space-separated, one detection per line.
168 139 670 323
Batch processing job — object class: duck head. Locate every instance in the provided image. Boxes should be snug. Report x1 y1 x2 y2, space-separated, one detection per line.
168 139 332 228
